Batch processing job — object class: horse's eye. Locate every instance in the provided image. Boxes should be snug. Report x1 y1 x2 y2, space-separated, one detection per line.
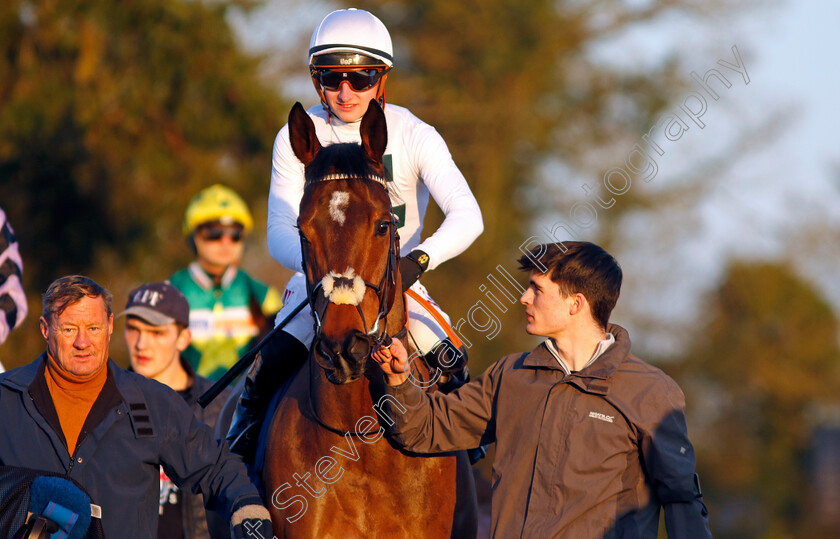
376 220 390 236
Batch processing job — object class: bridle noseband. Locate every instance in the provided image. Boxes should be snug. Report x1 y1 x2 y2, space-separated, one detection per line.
298 173 402 352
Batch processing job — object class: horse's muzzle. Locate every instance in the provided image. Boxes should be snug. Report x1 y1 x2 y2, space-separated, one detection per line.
314 331 372 384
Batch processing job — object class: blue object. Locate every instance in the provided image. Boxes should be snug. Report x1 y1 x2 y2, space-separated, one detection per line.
28 476 91 539
42 501 78 538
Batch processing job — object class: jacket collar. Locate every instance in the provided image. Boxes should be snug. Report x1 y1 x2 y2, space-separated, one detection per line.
544 333 616 375
522 323 632 390
1 354 128 450
1 353 47 390
3 353 137 404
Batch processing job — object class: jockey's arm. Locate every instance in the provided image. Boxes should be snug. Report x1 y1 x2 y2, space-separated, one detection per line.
409 124 483 271
267 124 305 273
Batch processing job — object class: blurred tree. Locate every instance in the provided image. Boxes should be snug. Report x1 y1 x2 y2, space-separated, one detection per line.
0 0 290 367
346 0 731 370
676 261 840 538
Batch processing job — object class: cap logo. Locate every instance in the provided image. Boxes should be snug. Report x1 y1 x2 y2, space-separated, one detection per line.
133 289 162 307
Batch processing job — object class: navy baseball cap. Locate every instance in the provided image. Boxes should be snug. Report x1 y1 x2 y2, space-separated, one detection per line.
118 281 190 327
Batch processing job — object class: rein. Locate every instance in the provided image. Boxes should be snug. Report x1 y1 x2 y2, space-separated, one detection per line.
298 171 406 436
305 324 415 438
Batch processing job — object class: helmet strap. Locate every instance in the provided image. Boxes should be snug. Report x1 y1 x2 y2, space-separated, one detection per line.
321 97 332 124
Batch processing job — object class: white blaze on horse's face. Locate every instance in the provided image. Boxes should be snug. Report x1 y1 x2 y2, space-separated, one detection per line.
329 191 350 225
321 267 366 306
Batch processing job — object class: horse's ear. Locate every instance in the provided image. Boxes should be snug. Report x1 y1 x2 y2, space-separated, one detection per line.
360 99 387 165
288 102 322 166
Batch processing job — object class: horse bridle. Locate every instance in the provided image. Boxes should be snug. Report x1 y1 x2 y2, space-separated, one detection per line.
298 172 408 437
298 172 402 350
305 350 430 438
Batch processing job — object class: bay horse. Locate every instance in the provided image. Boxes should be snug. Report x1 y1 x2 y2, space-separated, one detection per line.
264 102 477 538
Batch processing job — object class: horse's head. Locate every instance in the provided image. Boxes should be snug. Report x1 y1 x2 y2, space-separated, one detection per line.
289 101 404 384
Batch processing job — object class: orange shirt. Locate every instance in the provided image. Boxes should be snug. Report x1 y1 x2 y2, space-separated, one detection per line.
44 356 108 455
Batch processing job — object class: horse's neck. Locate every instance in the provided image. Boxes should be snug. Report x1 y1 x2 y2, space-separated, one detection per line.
309 360 380 433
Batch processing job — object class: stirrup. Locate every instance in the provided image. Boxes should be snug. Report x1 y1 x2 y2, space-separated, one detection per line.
437 366 470 394
468 445 488 465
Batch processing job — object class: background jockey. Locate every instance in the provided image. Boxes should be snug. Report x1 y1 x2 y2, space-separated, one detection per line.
227 8 483 461
171 184 283 381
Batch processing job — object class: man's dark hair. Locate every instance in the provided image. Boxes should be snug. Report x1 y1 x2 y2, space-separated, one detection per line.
42 275 113 323
517 242 622 329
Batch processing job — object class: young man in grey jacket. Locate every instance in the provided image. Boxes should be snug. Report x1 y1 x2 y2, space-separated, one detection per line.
373 241 712 538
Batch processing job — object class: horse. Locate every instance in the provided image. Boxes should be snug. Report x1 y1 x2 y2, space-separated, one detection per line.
263 101 478 538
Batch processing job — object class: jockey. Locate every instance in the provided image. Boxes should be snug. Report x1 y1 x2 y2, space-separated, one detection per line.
170 185 282 381
227 8 484 461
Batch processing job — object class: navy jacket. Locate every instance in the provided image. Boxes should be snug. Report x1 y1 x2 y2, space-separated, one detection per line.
0 355 262 538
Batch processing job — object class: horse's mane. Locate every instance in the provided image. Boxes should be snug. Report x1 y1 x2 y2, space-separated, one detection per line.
304 143 388 184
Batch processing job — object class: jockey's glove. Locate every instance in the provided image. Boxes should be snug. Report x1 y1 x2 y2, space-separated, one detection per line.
399 249 430 292
230 504 272 539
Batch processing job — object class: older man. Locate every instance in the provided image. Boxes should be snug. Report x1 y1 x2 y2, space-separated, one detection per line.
0 276 271 539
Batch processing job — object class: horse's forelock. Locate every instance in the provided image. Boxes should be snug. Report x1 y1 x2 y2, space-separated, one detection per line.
304 143 386 185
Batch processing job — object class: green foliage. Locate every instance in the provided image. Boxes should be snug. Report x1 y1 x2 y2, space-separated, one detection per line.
0 0 289 367
678 261 840 537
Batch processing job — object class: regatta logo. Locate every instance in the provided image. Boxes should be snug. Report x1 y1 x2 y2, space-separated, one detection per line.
589 411 614 423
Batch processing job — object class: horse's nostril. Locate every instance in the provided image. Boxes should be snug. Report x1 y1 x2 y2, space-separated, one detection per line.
316 339 338 363
345 332 372 362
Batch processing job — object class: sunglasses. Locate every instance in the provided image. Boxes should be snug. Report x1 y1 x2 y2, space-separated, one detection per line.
316 68 385 92
197 226 244 242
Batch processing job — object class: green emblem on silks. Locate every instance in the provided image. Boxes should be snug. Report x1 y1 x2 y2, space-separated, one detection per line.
384 154 394 179
392 204 406 229
383 154 406 229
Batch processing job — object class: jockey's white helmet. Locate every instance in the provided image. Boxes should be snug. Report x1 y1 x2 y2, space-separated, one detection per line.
308 8 393 68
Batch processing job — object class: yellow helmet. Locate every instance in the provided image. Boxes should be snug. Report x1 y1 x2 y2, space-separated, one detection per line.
183 184 254 236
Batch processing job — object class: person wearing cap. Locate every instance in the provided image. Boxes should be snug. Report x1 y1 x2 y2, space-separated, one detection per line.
120 281 235 539
171 184 283 381
0 275 273 539
227 7 484 461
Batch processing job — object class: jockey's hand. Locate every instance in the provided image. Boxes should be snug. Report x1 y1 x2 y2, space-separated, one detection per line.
399 250 430 292
372 338 410 386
